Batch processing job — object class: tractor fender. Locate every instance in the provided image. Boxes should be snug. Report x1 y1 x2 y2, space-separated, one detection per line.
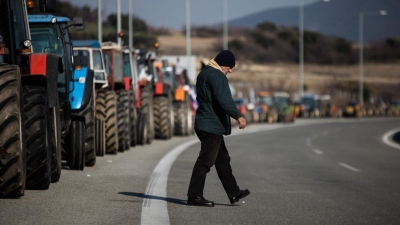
154 82 171 96
70 67 94 110
22 53 62 108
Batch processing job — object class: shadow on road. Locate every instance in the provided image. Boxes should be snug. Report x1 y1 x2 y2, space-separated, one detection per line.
118 192 236 207
118 192 187 205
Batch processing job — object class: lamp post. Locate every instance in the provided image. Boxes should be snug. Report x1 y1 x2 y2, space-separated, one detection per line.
186 0 191 80
298 0 330 98
129 0 133 49
223 0 228 50
98 0 102 43
358 10 387 107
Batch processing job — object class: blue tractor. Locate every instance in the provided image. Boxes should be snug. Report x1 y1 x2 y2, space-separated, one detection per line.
28 15 95 171
72 40 109 156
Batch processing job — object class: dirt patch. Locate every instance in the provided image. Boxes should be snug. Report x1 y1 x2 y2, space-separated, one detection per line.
157 31 400 103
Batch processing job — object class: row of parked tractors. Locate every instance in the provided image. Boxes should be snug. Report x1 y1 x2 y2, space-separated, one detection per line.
234 89 400 126
0 0 195 198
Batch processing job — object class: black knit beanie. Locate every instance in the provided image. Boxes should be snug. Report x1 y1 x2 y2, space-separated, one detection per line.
214 50 236 68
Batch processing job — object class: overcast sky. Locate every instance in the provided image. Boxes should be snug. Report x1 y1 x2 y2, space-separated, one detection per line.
61 0 318 29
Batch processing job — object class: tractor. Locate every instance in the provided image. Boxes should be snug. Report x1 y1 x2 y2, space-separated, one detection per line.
0 0 60 198
72 40 108 156
28 15 95 171
134 49 157 145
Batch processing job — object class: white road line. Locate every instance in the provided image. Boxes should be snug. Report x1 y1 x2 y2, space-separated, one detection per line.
313 149 323 155
141 139 198 225
338 162 361 172
382 128 400 150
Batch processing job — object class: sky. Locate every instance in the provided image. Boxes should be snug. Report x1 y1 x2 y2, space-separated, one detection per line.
61 0 319 29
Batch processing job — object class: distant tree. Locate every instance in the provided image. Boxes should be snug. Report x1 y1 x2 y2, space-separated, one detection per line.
277 30 293 41
229 39 244 51
257 21 277 32
250 31 275 49
188 26 220 38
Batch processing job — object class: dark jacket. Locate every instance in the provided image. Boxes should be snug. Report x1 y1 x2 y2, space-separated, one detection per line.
194 60 242 135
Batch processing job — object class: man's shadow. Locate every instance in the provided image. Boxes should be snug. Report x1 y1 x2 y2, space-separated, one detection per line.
118 192 187 205
118 192 234 206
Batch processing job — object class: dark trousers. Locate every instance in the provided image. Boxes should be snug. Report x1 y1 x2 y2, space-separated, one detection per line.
187 129 240 198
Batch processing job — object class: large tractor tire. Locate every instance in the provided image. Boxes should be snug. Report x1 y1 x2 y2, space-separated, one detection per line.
116 90 130 152
129 91 137 147
94 118 105 157
140 86 154 144
79 96 96 167
49 104 61 182
0 64 26 198
67 120 85 170
23 85 51 190
154 96 171 139
96 90 118 154
185 95 193 136
174 101 187 136
137 113 148 145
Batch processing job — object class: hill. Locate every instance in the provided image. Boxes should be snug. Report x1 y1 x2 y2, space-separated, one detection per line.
229 0 400 42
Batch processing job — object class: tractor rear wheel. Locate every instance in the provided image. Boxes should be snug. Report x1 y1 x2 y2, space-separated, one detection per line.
140 86 154 144
67 120 85 170
80 96 96 167
154 96 171 139
95 118 105 157
23 85 51 190
174 101 186 136
129 91 137 147
137 113 148 145
50 104 61 182
96 90 118 154
0 64 25 198
116 90 130 152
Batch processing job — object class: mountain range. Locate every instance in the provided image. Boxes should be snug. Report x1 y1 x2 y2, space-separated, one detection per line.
228 0 400 43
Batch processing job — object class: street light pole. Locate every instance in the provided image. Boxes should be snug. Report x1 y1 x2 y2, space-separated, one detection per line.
117 0 121 46
298 0 330 99
299 0 304 98
358 10 387 107
98 0 102 43
129 0 133 49
223 0 228 50
186 0 191 79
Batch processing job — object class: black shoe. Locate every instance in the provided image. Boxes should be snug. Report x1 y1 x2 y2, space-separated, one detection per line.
229 189 250 204
187 197 215 207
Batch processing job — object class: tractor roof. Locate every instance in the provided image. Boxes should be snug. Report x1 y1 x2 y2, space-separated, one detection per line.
72 40 101 48
28 14 70 23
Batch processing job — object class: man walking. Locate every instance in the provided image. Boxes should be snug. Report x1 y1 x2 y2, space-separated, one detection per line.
187 50 250 207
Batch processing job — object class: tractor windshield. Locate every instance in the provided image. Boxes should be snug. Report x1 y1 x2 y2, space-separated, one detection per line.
275 96 289 106
123 52 132 78
259 96 273 105
0 0 30 64
30 23 64 57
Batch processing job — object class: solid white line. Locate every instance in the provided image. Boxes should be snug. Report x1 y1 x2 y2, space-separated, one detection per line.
313 149 323 155
140 139 198 225
338 162 361 172
382 128 400 150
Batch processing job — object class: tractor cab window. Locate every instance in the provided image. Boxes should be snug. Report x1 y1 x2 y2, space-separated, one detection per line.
92 50 106 81
259 96 273 106
0 0 30 64
123 52 132 78
30 24 64 57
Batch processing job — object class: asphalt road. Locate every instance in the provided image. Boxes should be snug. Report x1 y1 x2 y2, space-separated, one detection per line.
1 118 400 225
